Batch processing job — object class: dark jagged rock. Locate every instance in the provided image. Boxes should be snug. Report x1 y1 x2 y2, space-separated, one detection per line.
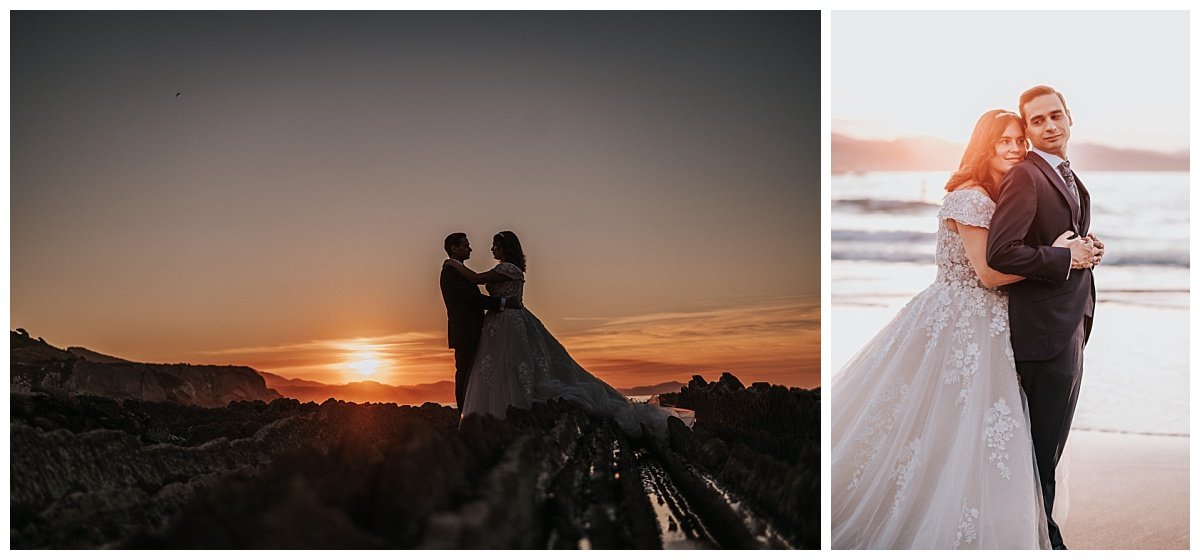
715 372 745 391
12 371 815 549
668 372 818 465
10 412 321 548
658 374 820 549
10 393 316 447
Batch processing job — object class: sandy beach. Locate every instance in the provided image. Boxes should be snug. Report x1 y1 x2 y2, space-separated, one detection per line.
1061 431 1189 550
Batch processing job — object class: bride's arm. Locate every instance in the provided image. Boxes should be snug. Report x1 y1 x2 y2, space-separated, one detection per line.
953 221 1025 288
443 259 508 284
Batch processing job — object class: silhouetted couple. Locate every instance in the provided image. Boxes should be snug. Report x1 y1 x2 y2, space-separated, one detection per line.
832 85 1101 549
439 231 678 438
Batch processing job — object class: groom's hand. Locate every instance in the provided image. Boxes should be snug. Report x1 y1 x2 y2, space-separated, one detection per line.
1086 233 1105 267
1067 236 1095 269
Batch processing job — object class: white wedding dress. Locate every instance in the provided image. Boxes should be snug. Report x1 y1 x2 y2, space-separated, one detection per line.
832 189 1051 549
460 262 679 438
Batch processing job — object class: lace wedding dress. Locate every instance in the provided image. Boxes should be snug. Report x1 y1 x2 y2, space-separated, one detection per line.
832 189 1051 549
460 262 677 438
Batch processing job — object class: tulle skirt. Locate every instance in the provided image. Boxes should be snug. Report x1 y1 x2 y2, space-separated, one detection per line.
831 280 1051 549
461 308 674 438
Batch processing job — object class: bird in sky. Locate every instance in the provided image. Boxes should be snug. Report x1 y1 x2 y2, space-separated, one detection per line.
175 92 181 98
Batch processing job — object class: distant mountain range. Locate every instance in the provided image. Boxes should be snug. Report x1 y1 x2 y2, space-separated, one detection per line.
259 372 686 405
833 133 1189 174
259 371 458 405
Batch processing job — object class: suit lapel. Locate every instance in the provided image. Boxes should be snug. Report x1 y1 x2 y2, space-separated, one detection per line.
1027 152 1081 233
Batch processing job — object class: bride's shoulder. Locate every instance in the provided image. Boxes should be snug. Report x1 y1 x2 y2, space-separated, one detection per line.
492 261 525 280
944 185 994 205
946 182 990 197
940 185 995 227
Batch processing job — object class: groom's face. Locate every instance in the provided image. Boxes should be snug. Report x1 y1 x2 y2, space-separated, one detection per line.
450 239 472 261
1023 93 1072 157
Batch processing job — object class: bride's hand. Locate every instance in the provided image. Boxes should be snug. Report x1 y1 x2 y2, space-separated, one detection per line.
1052 230 1075 248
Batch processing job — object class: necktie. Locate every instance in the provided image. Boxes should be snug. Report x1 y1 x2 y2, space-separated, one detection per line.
1057 161 1080 202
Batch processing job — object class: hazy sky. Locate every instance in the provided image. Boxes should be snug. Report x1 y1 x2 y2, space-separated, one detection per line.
10 11 821 388
833 11 1190 152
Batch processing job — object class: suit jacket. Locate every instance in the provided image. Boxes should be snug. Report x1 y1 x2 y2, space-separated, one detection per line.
987 152 1095 361
440 263 502 349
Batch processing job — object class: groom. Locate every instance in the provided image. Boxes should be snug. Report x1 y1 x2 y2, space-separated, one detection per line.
987 85 1103 549
440 232 518 411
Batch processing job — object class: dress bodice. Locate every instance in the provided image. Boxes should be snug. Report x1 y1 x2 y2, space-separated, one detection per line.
934 189 999 291
485 262 525 299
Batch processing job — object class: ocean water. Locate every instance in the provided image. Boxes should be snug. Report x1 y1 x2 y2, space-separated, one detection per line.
832 171 1189 436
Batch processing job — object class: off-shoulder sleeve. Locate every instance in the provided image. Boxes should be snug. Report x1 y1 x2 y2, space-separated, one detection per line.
937 189 996 229
492 262 524 280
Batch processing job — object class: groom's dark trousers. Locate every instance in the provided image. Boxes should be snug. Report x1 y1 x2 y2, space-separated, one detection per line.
1014 316 1088 547
440 262 502 410
987 152 1095 549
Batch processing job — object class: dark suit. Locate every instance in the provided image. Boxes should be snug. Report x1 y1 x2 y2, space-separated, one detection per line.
440 263 502 410
987 151 1095 548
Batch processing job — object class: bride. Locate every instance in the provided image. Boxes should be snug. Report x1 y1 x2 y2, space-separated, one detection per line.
443 230 679 438
831 109 1091 549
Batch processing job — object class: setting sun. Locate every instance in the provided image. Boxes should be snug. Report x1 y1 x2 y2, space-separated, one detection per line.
346 353 382 377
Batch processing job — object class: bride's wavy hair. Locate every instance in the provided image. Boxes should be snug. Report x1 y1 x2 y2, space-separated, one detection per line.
493 230 527 272
944 109 1027 201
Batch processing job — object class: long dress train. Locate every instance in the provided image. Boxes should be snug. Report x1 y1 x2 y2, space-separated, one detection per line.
460 262 678 438
831 188 1051 549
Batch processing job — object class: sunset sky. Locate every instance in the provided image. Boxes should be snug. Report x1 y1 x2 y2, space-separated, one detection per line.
9 12 820 389
833 11 1189 153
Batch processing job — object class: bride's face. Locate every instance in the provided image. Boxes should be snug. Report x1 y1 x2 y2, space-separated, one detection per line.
491 242 503 261
989 122 1028 178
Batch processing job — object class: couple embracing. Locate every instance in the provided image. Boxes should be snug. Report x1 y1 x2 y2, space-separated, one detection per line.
833 86 1102 549
439 230 678 439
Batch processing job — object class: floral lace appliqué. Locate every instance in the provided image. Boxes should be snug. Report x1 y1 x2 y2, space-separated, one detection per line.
943 317 980 407
955 499 980 548
889 437 921 513
517 361 534 397
477 354 494 387
989 302 1007 337
849 383 910 490
983 398 1018 479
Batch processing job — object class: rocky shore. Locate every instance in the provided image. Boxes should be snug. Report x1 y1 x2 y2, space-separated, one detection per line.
11 371 818 549
10 330 282 407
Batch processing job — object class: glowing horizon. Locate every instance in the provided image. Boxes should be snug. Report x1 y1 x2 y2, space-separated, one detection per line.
69 295 818 389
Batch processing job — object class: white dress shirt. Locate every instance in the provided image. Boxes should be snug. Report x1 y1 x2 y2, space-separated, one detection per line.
1030 147 1068 185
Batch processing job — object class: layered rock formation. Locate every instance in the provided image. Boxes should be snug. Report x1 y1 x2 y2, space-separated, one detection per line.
11 331 282 408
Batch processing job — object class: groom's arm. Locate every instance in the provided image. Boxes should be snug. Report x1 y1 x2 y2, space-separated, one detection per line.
441 266 504 311
986 166 1071 285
